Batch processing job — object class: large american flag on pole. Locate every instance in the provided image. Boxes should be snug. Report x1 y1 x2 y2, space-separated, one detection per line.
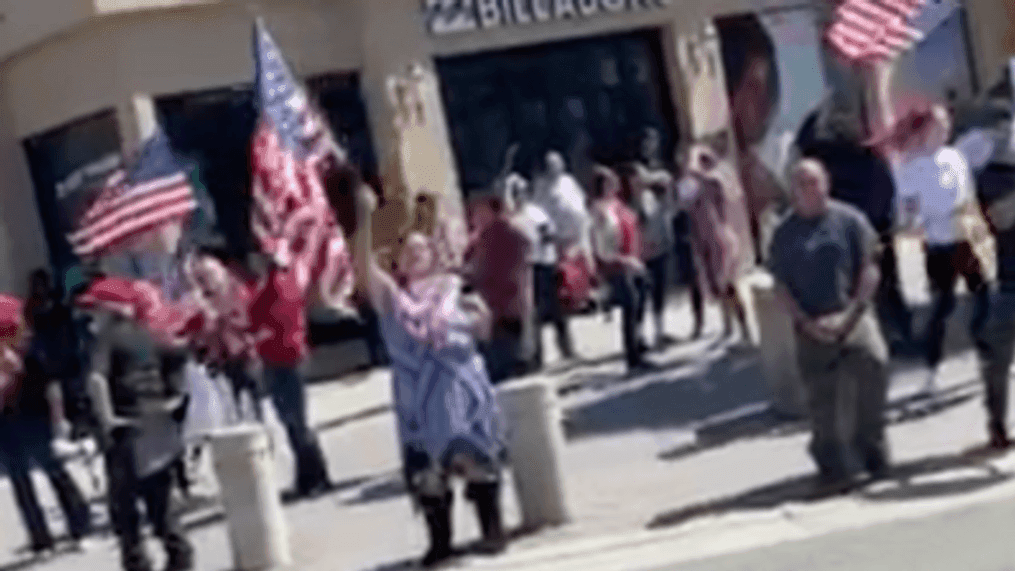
250 18 354 311
826 0 926 63
68 127 197 259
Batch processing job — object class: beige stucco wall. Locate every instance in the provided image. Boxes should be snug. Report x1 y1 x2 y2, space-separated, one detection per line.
965 0 1015 89
0 1 364 294
0 0 1007 293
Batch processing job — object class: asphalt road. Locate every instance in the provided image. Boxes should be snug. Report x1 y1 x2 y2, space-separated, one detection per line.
658 498 1015 571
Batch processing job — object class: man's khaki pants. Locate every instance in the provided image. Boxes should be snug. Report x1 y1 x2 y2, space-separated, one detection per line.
795 310 890 482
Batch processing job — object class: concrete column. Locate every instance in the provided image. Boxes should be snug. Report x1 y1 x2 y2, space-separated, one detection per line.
358 0 466 262
116 93 158 153
498 377 571 530
211 424 292 571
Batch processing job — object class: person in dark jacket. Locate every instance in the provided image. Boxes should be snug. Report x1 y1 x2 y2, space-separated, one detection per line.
78 274 195 571
796 105 915 355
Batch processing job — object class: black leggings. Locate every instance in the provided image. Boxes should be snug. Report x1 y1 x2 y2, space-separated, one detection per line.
924 242 989 368
645 255 669 320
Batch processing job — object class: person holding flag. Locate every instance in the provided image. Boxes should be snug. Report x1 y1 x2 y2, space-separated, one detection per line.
246 19 357 498
68 125 203 571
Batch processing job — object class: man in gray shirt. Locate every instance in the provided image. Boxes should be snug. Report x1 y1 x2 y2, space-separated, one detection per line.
768 158 890 493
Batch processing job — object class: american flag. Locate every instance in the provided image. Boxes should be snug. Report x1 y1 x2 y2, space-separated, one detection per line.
826 0 926 63
250 18 354 311
68 128 196 259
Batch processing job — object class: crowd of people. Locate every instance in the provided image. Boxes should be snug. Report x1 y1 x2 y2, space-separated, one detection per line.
2 72 1015 571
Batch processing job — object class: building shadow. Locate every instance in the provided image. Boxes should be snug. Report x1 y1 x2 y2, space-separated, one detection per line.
561 348 771 440
342 474 408 506
359 526 544 571
658 379 981 462
647 448 1014 531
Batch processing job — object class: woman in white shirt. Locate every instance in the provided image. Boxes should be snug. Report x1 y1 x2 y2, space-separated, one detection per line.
891 105 989 393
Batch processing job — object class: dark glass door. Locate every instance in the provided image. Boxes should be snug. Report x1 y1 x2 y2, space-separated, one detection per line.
156 73 377 257
437 29 679 194
157 86 258 257
22 110 122 290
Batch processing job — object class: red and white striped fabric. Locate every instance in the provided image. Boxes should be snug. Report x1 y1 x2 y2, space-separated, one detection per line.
75 276 203 347
826 0 926 63
249 125 355 312
68 129 197 259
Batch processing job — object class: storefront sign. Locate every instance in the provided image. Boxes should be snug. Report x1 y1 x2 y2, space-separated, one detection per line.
424 0 671 36
55 153 121 200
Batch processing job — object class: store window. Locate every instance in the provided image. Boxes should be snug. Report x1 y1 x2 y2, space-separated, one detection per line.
155 72 377 257
436 29 679 193
22 110 122 289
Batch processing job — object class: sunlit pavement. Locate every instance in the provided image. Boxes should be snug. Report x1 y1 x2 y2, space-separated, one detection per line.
4 235 1015 571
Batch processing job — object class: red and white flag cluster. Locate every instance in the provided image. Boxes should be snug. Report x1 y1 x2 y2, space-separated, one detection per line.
826 0 926 63
250 19 355 312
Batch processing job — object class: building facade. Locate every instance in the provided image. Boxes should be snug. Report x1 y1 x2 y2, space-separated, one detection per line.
0 0 1010 294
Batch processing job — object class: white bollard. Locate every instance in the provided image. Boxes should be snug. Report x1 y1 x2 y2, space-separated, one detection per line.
210 424 292 571
497 377 570 530
747 271 808 418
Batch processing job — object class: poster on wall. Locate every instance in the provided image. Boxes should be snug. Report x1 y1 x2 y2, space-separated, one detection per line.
714 9 829 246
755 9 829 186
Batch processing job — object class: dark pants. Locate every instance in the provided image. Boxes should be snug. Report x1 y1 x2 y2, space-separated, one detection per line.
673 214 704 335
263 364 330 494
105 437 191 571
222 359 264 422
608 273 648 368
876 236 914 347
482 319 527 385
974 289 1015 434
533 264 574 365
0 415 91 550
925 242 989 368
645 254 669 325
360 304 390 367
796 311 890 482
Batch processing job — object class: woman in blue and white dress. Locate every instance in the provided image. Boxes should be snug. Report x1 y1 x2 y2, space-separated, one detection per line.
353 184 508 568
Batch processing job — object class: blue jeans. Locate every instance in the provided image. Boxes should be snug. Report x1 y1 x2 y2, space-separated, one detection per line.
974 290 1015 433
263 365 330 494
0 415 91 549
608 273 648 368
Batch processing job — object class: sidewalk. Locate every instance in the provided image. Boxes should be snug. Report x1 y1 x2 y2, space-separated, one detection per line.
3 310 1008 571
4 236 1012 571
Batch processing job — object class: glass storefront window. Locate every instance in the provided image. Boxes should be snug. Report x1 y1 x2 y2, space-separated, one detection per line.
437 29 679 193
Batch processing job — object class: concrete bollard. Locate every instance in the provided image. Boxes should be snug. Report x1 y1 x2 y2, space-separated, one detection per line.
210 424 292 571
497 377 570 530
746 271 808 418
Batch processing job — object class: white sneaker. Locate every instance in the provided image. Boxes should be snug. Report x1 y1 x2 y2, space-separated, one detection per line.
68 537 98 553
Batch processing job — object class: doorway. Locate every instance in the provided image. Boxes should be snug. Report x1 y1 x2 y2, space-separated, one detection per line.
437 29 679 194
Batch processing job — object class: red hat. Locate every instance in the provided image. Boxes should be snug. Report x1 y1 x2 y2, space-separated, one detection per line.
0 294 24 342
75 277 201 345
75 276 160 320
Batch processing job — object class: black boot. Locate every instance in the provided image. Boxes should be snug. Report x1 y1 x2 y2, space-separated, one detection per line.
420 493 454 568
162 533 194 571
465 482 506 555
989 421 1011 450
121 544 153 571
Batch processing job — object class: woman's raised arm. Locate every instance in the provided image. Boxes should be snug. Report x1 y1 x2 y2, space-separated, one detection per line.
355 185 398 315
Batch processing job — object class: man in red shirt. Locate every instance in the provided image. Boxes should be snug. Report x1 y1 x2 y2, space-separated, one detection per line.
466 194 533 383
591 166 656 373
248 253 332 498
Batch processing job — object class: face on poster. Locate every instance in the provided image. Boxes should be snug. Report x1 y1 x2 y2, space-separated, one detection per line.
717 9 828 184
